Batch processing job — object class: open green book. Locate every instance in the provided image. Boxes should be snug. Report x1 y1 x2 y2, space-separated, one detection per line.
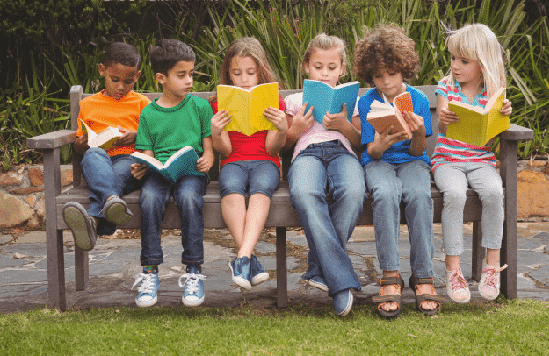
131 146 203 183
446 88 510 146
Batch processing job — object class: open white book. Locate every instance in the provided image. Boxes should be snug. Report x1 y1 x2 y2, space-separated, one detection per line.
80 119 123 150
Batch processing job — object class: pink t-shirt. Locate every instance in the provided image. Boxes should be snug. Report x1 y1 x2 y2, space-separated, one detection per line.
284 92 358 161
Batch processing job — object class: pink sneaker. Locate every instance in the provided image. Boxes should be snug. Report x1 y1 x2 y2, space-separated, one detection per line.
445 267 471 303
479 259 508 301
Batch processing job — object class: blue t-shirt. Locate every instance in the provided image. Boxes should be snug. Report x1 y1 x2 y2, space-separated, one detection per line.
358 84 432 166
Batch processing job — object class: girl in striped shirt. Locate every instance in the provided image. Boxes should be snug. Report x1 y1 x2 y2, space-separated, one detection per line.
432 24 513 303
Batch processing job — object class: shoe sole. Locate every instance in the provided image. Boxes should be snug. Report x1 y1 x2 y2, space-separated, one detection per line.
136 296 158 308
336 292 353 317
182 295 205 307
228 261 251 290
62 203 96 251
479 288 499 301
102 197 133 226
251 272 270 286
307 279 329 292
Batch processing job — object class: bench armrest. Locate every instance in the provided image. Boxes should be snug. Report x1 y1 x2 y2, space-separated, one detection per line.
500 124 534 142
26 130 76 150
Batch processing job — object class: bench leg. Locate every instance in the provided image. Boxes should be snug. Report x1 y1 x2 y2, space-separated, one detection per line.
75 248 89 291
276 227 287 308
472 221 484 281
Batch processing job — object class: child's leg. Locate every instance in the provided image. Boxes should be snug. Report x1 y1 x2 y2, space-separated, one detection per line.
139 172 171 267
219 162 249 249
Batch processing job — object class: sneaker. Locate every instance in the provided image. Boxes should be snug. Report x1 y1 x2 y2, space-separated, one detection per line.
100 196 133 226
250 254 269 286
228 256 252 290
333 288 353 317
132 267 160 308
307 275 329 292
178 265 206 307
62 202 98 251
445 267 471 303
479 259 508 301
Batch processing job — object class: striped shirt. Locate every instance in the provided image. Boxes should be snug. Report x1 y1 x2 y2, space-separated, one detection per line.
431 77 496 171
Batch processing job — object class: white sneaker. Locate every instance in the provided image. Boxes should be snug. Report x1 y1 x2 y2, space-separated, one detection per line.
445 267 471 303
132 269 160 308
479 259 508 301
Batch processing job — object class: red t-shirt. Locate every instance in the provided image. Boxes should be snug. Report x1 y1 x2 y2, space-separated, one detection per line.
211 97 286 167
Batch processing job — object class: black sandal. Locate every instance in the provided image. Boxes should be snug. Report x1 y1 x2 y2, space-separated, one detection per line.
372 274 404 318
409 274 445 316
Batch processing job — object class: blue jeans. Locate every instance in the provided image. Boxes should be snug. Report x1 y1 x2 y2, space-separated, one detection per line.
288 140 364 296
364 160 434 278
219 160 280 198
139 171 207 267
81 148 142 236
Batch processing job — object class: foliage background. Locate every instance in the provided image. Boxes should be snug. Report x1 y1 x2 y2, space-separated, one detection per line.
1 0 547 169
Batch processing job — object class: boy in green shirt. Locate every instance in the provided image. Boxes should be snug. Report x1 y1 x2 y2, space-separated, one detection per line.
130 39 214 308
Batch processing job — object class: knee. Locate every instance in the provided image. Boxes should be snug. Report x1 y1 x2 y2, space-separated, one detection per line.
174 189 203 209
290 185 322 208
139 189 164 211
82 147 108 164
442 188 467 208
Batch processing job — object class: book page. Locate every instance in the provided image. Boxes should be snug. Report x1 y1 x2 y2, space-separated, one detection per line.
88 126 123 149
131 151 164 170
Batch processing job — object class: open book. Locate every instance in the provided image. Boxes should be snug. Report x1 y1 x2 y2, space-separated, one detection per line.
302 80 360 124
366 92 413 139
131 146 202 183
217 82 279 136
80 119 123 150
446 88 510 146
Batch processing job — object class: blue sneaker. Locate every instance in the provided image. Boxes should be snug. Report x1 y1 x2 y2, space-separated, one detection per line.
179 265 205 307
307 275 329 292
132 267 160 308
333 289 353 317
250 254 269 286
228 256 251 290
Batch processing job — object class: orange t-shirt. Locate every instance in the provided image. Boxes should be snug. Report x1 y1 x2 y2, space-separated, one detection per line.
76 90 151 157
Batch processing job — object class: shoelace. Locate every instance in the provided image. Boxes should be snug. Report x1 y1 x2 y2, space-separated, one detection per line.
131 273 158 294
482 264 508 288
178 273 206 295
449 268 469 291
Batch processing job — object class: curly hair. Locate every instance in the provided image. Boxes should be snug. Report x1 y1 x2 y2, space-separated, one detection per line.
353 24 420 85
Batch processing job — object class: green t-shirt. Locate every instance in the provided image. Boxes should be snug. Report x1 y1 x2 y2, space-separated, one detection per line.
136 94 213 163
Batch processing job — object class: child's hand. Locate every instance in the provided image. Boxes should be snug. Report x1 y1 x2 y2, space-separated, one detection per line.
438 107 460 130
291 103 315 135
264 107 288 133
211 110 231 136
74 133 90 155
322 103 348 132
402 111 425 136
130 163 148 180
501 99 512 116
114 128 137 146
378 127 409 148
196 151 214 173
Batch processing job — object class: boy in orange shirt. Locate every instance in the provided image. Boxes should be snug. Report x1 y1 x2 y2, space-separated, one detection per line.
62 42 151 251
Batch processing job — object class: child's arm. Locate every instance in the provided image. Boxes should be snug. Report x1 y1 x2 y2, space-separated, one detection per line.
284 103 314 150
322 103 362 150
402 111 426 156
113 128 137 146
130 150 153 180
264 106 288 155
210 109 232 158
437 95 460 135
367 129 410 160
73 134 89 155
197 136 214 173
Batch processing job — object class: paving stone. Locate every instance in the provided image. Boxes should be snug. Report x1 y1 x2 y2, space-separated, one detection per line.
0 235 12 244
527 265 549 287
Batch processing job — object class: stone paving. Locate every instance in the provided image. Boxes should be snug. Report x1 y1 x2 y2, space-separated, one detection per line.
1 223 548 314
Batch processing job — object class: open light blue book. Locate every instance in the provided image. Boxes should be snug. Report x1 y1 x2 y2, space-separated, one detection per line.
302 80 360 124
131 146 204 183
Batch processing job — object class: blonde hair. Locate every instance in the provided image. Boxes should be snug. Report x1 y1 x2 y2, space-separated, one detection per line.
219 37 281 87
446 24 506 97
302 33 347 77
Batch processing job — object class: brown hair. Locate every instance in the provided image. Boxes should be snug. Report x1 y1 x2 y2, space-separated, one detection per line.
353 24 420 85
301 33 347 77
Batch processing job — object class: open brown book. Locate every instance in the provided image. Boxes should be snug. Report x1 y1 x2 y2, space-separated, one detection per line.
366 95 412 139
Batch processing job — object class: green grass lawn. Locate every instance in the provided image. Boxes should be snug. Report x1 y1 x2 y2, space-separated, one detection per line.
1 299 548 355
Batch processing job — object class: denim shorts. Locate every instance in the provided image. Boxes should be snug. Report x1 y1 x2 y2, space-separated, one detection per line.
219 160 280 198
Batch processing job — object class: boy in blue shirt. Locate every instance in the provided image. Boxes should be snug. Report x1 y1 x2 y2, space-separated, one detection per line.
130 39 214 308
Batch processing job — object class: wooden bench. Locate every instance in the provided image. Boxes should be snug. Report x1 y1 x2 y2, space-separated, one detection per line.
26 84 534 311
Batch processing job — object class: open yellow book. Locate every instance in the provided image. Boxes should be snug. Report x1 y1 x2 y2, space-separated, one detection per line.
217 82 279 136
80 119 123 150
446 88 510 146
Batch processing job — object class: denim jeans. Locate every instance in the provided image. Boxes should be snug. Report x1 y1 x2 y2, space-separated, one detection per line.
364 160 434 278
81 148 142 236
433 162 503 255
288 140 364 296
139 171 207 267
219 160 280 198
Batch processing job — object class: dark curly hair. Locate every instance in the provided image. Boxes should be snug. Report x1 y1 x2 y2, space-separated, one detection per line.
353 24 420 85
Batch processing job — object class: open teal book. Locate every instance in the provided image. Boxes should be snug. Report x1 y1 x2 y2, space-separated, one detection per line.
131 146 204 183
302 80 360 124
